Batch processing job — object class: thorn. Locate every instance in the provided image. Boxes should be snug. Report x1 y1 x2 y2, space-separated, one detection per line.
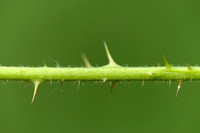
81 53 92 68
31 80 42 104
61 80 64 87
186 63 192 70
77 81 81 90
82 81 84 88
169 80 171 87
25 81 28 88
110 81 115 94
103 78 107 83
142 80 144 87
163 56 171 69
43 59 47 67
104 41 120 67
176 80 183 97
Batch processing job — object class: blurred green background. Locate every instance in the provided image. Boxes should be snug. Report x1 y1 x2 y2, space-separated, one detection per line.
1 0 200 132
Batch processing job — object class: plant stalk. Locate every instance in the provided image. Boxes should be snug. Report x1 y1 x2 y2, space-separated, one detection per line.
1 42 195 102
0 66 198 81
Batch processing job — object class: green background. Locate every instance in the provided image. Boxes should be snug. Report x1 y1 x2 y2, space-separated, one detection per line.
0 0 200 132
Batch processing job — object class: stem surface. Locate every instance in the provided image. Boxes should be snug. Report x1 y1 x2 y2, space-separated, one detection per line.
0 66 199 81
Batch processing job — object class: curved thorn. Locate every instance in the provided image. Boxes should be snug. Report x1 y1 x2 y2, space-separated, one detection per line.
31 80 42 104
163 56 171 69
104 41 120 67
81 53 92 68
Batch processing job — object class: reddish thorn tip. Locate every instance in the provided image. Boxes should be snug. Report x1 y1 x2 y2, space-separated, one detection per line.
25 81 28 88
110 81 115 94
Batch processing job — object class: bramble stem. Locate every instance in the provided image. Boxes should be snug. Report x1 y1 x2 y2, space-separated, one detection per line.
0 66 198 81
2 42 196 102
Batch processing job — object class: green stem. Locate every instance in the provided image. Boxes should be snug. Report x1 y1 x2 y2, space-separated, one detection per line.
1 42 195 102
0 66 198 81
